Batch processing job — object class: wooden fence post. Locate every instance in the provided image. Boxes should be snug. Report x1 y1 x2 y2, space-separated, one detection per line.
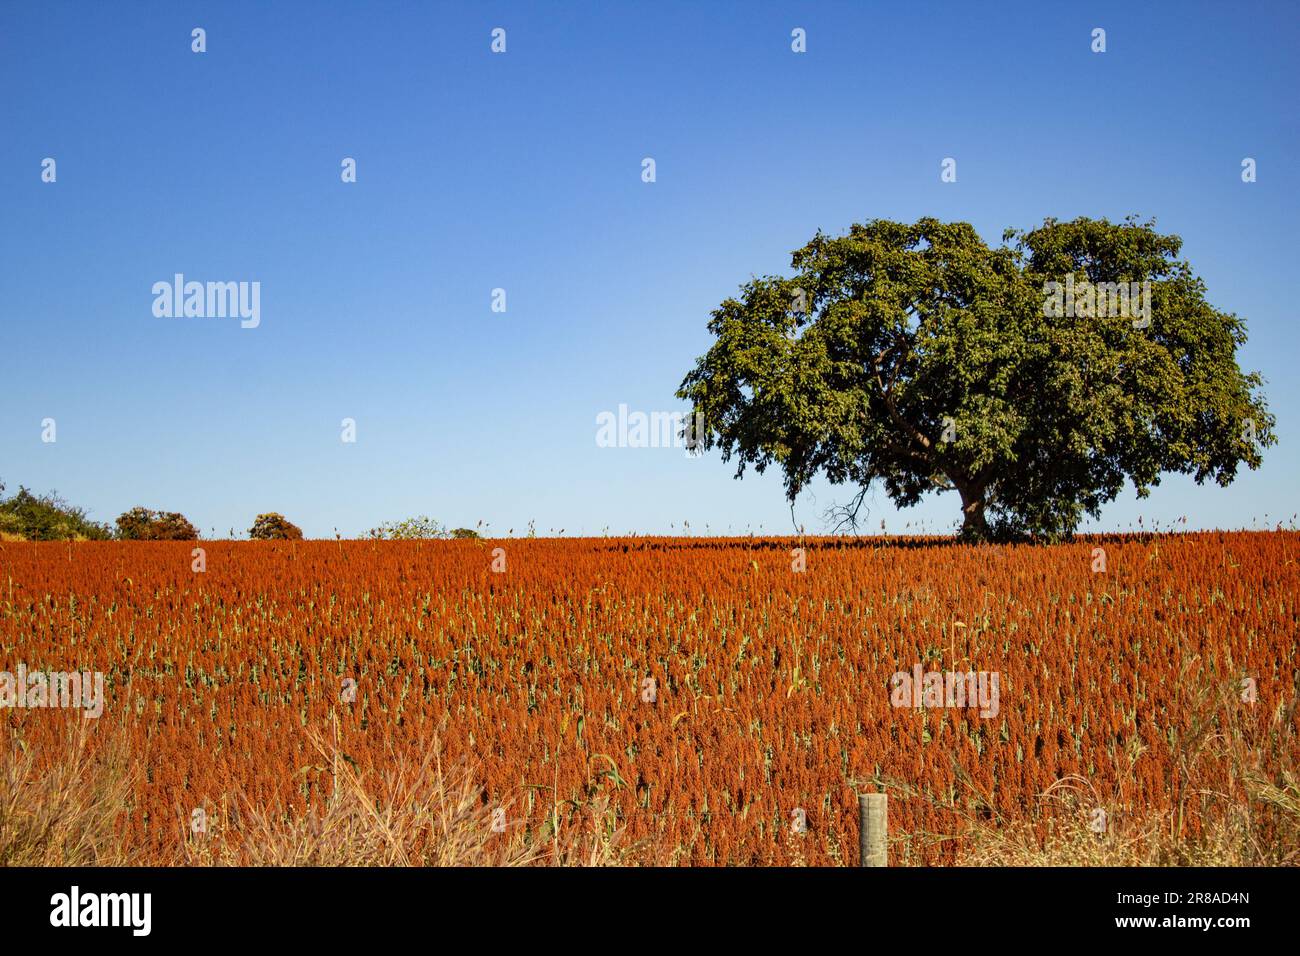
859 793 887 867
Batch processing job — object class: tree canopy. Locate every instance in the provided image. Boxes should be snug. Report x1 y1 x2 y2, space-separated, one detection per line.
677 216 1274 540
115 507 198 540
249 513 304 540
0 479 112 541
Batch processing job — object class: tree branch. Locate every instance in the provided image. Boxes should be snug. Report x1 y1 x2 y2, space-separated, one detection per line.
823 487 870 535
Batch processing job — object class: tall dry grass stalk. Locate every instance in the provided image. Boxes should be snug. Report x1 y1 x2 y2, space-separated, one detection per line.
178 729 626 867
0 717 137 866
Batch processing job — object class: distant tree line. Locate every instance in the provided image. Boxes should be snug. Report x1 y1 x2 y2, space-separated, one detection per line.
0 478 477 542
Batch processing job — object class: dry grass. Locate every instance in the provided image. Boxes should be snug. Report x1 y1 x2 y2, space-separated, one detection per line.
1 719 625 867
0 717 138 865
177 729 626 867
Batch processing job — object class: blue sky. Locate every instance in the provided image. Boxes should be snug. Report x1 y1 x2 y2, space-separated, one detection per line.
2 1 1297 537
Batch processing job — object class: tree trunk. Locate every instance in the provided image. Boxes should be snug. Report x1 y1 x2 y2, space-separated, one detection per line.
957 483 989 540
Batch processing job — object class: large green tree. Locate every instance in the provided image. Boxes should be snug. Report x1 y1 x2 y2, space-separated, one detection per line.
677 217 1274 540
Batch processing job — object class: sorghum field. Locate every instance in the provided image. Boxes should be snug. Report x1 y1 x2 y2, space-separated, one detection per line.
2 533 1298 865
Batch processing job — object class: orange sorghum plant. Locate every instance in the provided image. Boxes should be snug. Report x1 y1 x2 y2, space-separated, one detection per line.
0 532 1296 865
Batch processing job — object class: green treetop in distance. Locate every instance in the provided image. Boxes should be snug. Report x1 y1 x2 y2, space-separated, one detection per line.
677 216 1275 541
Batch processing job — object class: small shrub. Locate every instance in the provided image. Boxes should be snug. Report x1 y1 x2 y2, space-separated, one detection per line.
249 513 304 540
115 507 198 541
0 511 23 540
366 516 446 540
